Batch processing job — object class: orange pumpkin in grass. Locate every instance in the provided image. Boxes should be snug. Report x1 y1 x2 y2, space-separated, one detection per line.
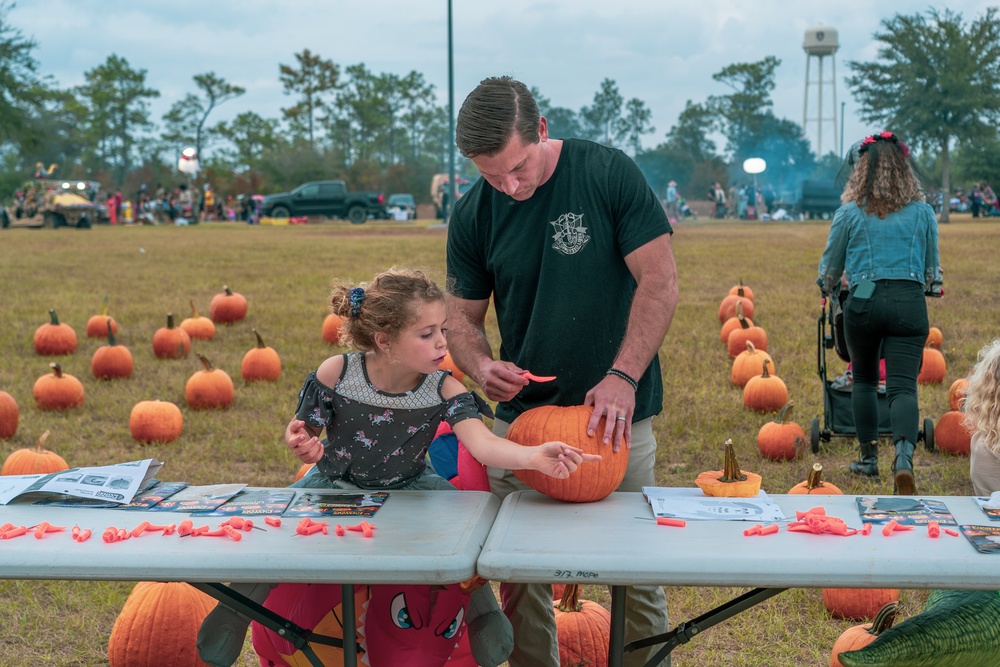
241 329 282 382
727 302 767 359
829 603 898 667
743 359 788 413
85 296 119 338
757 401 806 461
34 309 77 356
718 293 755 323
727 280 755 302
731 340 773 387
917 347 946 384
0 390 18 440
1 430 69 475
91 320 134 380
152 314 191 359
209 284 248 324
788 463 843 495
720 312 753 344
129 400 183 444
822 588 899 621
180 300 215 340
948 378 968 411
553 585 611 667
108 581 217 667
506 405 626 503
322 313 344 345
925 326 943 349
935 410 972 455
695 439 762 497
33 363 84 410
185 354 234 409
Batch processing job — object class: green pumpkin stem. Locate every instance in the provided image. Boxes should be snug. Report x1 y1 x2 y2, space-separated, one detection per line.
106 319 118 346
869 602 898 635
196 353 215 372
736 301 751 330
776 400 794 424
253 328 267 349
556 584 582 613
48 309 60 325
719 439 748 483
50 362 63 378
223 285 234 296
760 358 772 378
166 313 176 329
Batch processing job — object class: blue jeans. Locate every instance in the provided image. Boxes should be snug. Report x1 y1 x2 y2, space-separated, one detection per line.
843 279 928 444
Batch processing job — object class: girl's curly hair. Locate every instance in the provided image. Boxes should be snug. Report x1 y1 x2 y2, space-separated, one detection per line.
964 340 1000 456
329 267 443 351
841 133 923 218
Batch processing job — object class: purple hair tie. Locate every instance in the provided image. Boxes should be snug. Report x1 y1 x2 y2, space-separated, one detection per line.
348 287 365 318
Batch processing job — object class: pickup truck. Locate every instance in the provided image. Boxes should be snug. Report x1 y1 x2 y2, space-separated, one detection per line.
260 181 386 224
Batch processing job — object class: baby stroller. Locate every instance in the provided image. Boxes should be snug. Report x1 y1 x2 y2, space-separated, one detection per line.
810 292 935 453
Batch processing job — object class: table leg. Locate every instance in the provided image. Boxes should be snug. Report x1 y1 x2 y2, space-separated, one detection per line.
190 582 359 667
608 584 627 667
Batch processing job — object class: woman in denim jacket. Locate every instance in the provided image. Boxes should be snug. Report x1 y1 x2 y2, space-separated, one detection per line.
817 131 942 494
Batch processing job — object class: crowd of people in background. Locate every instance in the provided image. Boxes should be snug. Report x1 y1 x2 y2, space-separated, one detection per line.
102 182 261 226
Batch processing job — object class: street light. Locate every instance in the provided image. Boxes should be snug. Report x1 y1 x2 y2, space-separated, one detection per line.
743 158 766 220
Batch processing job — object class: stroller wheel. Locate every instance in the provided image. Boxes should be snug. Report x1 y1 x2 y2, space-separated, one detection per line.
922 417 935 452
810 418 821 453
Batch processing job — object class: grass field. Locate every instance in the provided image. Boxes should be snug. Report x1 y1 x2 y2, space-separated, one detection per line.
0 215 998 666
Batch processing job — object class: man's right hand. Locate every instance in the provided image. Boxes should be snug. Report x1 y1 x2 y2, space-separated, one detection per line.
476 359 530 403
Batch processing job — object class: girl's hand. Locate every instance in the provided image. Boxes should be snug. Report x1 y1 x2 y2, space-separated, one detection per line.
286 419 324 464
531 442 601 479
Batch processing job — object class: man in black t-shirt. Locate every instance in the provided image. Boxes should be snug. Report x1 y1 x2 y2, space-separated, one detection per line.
446 76 678 667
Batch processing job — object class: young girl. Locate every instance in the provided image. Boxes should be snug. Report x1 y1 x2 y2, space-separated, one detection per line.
966 339 1000 496
199 267 597 667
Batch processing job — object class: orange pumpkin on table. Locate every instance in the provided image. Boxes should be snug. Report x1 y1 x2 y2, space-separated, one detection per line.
209 284 248 324
1 430 69 475
34 309 78 356
0 390 18 440
129 400 183 444
757 401 805 460
33 363 85 410
180 300 215 340
506 404 626 503
185 354 235 409
85 296 119 338
91 319 134 380
829 603 898 667
241 329 282 382
788 463 843 495
152 314 191 360
695 439 762 497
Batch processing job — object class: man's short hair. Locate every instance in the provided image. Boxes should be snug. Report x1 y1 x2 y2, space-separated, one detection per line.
456 76 540 158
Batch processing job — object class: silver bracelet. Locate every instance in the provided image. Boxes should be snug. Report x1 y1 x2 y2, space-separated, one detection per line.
606 368 639 391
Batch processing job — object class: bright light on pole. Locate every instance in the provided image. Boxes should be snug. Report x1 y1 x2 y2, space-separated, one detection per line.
743 158 766 220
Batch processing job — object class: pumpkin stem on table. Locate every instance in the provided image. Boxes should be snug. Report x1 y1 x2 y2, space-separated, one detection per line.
48 309 60 325
869 602 898 635
805 463 827 491
36 429 51 451
253 328 267 349
720 439 748 483
556 584 582 613
50 362 64 378
196 353 215 372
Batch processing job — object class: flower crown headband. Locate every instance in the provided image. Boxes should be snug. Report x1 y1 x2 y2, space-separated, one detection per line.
859 131 910 159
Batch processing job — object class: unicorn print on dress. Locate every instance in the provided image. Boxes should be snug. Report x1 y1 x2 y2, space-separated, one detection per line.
354 430 378 450
369 409 394 426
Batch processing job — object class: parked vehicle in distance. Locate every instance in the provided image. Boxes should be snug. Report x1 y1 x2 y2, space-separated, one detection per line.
386 193 417 220
2 179 97 229
260 180 386 224
798 180 843 220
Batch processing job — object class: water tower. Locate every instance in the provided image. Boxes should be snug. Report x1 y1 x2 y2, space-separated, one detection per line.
803 25 839 157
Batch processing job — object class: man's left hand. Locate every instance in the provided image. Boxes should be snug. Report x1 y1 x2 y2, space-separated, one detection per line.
583 375 635 452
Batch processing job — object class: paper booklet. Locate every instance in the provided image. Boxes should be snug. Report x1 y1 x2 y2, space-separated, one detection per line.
32 479 187 510
855 497 957 526
192 488 296 516
974 492 1000 521
641 487 786 522
281 490 389 518
960 525 1000 554
0 458 163 506
146 483 247 513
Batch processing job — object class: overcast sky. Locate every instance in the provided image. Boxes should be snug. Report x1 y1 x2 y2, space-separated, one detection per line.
12 0 997 159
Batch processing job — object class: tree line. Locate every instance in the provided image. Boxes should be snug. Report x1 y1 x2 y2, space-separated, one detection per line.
2 3 1000 221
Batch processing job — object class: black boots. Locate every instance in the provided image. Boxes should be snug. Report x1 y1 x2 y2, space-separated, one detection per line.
893 439 916 495
849 441 880 478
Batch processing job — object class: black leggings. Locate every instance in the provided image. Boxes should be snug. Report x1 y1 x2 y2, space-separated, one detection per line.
843 279 929 444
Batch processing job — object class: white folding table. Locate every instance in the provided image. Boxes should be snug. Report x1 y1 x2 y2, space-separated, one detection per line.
0 489 499 667
477 490 1000 667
